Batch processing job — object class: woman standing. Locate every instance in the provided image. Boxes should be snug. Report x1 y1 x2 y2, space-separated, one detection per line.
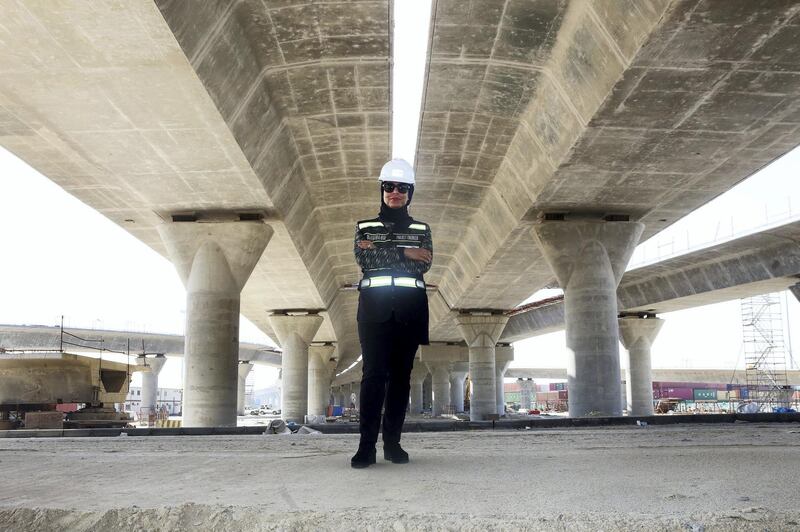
351 159 433 469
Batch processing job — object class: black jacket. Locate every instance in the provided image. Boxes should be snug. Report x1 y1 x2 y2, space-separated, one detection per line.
354 216 433 343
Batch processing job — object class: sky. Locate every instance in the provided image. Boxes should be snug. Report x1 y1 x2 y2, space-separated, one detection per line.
1 1 799 392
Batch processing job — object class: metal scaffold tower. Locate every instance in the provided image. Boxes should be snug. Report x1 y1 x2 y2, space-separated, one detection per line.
741 293 790 411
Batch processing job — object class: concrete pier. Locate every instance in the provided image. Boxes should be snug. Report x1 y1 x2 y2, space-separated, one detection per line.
338 385 350 408
449 362 468 413
158 220 272 427
426 362 451 417
138 354 166 417
519 378 534 410
236 362 253 416
619 316 664 416
533 220 643 417
423 373 432 411
269 313 323 423
496 359 511 417
456 314 509 421
307 345 336 417
409 363 428 415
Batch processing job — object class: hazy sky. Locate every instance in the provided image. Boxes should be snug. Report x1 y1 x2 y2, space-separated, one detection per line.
1 1 799 391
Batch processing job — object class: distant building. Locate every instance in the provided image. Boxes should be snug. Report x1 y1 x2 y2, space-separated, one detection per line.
123 386 182 416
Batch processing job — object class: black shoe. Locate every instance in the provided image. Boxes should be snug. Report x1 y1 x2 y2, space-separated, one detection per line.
383 443 409 464
350 445 376 469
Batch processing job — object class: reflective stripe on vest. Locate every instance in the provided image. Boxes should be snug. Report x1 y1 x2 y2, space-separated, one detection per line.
360 276 425 289
358 221 384 229
408 223 427 231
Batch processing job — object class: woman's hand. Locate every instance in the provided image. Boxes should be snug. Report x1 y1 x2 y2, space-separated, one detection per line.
404 248 432 263
357 240 374 250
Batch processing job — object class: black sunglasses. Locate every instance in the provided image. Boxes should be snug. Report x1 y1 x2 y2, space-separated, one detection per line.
381 181 411 194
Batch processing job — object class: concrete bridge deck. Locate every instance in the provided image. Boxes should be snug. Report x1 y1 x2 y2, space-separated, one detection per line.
2 0 799 423
0 423 798 531
2 0 798 368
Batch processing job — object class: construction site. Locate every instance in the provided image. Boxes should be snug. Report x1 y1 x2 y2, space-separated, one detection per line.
2 0 800 530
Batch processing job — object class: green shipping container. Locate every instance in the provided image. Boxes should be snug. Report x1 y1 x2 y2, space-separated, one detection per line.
693 389 716 401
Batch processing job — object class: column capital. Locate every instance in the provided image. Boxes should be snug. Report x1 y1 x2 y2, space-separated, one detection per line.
237 361 254 378
495 345 514 365
410 361 430 380
532 220 643 288
455 314 509 347
309 344 337 376
424 360 452 373
419 344 467 363
157 220 273 291
268 313 324 347
618 316 664 351
309 343 336 362
137 354 167 375
450 361 469 376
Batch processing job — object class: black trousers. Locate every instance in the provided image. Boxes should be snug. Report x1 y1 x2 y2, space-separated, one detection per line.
358 317 421 445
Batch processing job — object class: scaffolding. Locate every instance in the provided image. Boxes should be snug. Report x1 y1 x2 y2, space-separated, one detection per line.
741 293 791 411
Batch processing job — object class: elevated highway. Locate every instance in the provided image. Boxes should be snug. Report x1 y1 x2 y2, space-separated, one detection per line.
502 218 800 342
1 0 798 423
0 324 282 367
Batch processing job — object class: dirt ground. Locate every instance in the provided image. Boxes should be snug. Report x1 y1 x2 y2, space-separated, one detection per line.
0 422 798 531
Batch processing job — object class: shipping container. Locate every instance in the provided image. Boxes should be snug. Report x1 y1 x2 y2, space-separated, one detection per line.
716 390 733 401
536 391 559 401
656 381 727 391
660 387 693 400
693 389 717 401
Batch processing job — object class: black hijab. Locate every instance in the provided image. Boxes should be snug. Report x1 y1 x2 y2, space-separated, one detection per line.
378 184 414 229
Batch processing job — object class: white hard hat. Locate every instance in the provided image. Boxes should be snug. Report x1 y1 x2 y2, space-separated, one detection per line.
379 158 415 185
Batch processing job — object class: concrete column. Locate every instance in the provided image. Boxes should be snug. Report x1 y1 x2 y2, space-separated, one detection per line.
409 362 428 415
307 344 336 417
496 359 511 417
236 362 253 416
519 379 535 410
621 379 628 414
423 373 432 411
449 362 468 413
138 354 166 416
426 362 451 417
158 220 272 427
457 314 509 421
533 220 643 417
269 313 324 423
338 385 349 407
619 316 664 416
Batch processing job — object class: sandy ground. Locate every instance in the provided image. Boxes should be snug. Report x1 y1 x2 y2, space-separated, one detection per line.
0 422 798 531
